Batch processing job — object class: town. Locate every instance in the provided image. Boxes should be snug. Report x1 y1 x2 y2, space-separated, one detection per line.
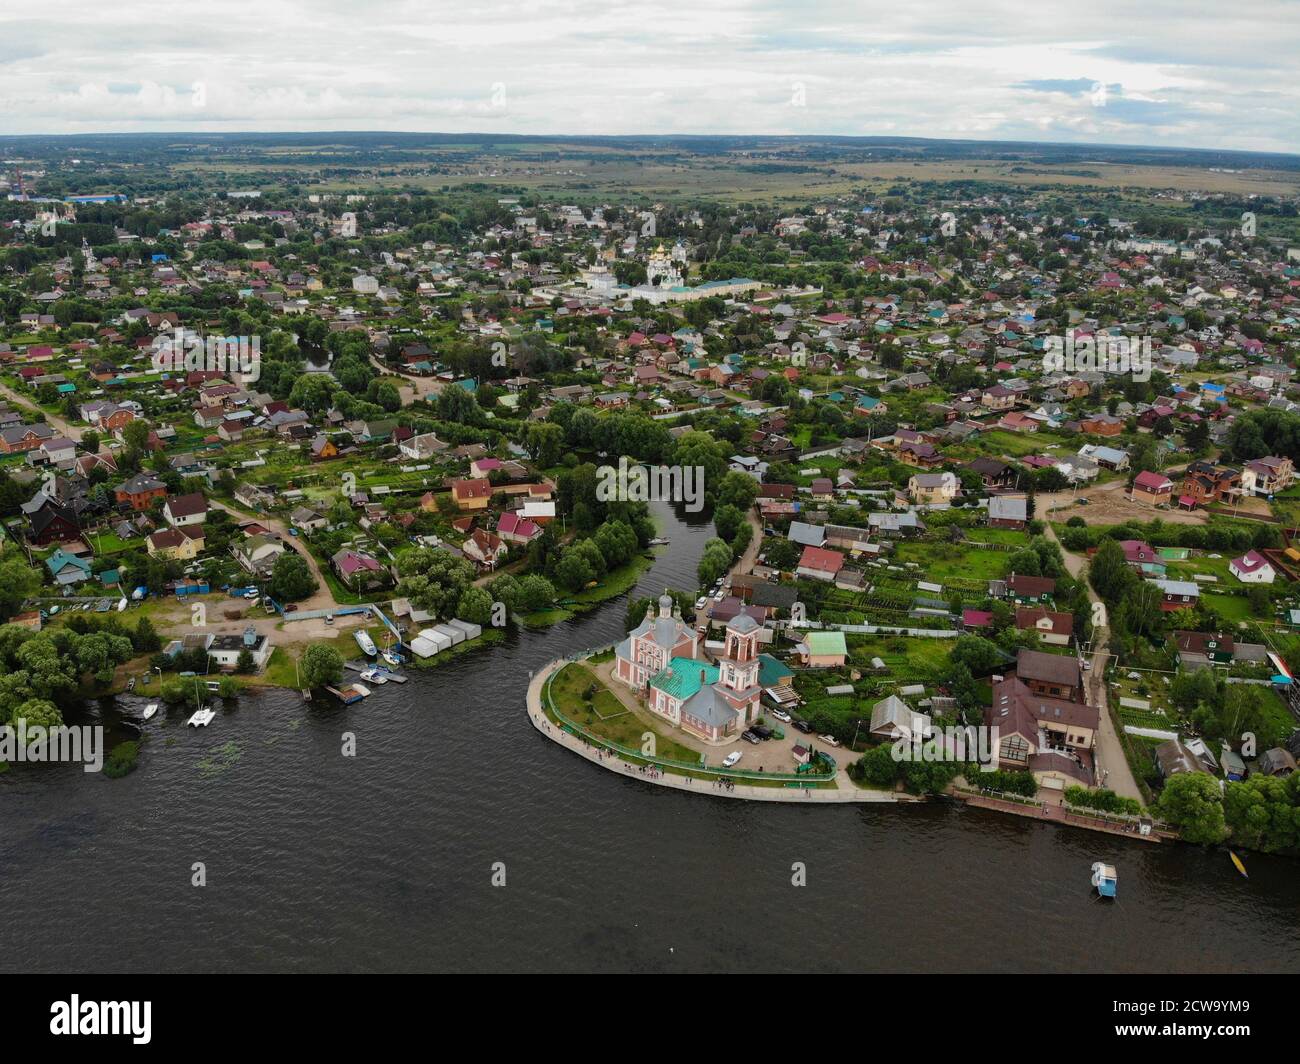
2 134 1300 857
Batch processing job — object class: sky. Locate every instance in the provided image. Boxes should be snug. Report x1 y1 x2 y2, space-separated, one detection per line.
1 0 1297 154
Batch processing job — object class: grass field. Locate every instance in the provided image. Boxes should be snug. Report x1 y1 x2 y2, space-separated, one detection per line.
546 663 700 763
891 539 1010 585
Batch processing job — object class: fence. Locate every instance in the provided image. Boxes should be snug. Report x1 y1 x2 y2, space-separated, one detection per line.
541 663 835 786
786 621 959 638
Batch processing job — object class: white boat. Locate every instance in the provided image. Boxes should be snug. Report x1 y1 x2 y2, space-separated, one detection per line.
1091 861 1117 899
142 703 158 720
381 650 402 668
187 707 215 727
354 630 378 657
359 668 388 685
116 597 128 612
351 683 372 698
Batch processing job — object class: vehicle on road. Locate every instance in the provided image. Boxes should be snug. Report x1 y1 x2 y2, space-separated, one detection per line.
818 734 841 747
793 719 813 734
741 730 760 744
751 725 773 740
722 751 742 768
325 614 335 626
770 708 792 723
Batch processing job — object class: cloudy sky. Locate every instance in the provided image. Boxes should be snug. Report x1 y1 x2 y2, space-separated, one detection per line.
2 0 1297 153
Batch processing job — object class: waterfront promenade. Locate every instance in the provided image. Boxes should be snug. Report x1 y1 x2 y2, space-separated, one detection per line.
525 657 904 804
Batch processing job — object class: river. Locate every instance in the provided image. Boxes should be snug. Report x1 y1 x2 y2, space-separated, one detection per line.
3 502 1299 973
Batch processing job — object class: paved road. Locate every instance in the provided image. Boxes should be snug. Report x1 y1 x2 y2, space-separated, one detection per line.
527 658 902 803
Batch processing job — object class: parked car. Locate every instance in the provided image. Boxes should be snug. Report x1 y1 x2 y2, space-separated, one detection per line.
770 708 792 723
793 719 813 734
284 603 298 613
325 614 335 626
751 725 773 740
741 730 760 744
694 597 707 610
818 734 841 747
722 751 742 768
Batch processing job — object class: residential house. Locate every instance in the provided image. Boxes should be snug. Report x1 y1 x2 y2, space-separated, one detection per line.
1015 608 1073 647
463 528 507 571
1015 648 1083 701
147 525 205 560
988 495 1028 529
1132 470 1174 505
796 546 845 583
115 473 167 512
163 493 208 527
1150 578 1200 611
331 548 389 590
1229 549 1275 584
908 472 958 505
451 478 493 511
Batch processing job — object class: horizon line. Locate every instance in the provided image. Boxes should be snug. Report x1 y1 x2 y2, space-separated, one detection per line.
0 129 1296 161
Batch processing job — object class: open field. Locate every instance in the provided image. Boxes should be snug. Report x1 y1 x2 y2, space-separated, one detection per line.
167 145 1300 205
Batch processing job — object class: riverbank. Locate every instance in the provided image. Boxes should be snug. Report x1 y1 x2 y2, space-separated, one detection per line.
525 656 904 803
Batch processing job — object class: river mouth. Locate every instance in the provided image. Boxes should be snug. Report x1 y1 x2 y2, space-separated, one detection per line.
2 500 1298 973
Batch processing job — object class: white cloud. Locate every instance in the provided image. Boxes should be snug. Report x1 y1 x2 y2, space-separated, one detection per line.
0 0 1296 152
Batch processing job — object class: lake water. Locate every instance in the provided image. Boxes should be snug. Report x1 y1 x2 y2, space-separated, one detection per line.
3 503 1298 973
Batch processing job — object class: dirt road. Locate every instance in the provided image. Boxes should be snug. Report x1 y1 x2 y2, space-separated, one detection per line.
209 498 339 612
0 381 84 442
1040 502 1144 804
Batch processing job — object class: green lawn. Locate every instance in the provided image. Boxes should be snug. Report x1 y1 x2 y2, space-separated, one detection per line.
891 539 1010 585
546 663 700 762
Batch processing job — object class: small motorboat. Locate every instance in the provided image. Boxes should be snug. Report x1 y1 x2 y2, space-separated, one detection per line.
359 668 388 685
187 707 215 727
648 537 670 546
142 703 159 721
1091 861 1117 899
1230 851 1248 879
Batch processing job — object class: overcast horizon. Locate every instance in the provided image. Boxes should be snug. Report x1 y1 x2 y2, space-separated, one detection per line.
2 1 1298 155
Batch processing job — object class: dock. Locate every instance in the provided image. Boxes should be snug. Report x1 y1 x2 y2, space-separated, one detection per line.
343 661 408 682
957 791 1172 843
324 684 367 705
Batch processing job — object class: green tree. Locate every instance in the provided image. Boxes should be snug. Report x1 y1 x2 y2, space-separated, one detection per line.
268 552 318 602
1157 772 1227 844
301 644 344 689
